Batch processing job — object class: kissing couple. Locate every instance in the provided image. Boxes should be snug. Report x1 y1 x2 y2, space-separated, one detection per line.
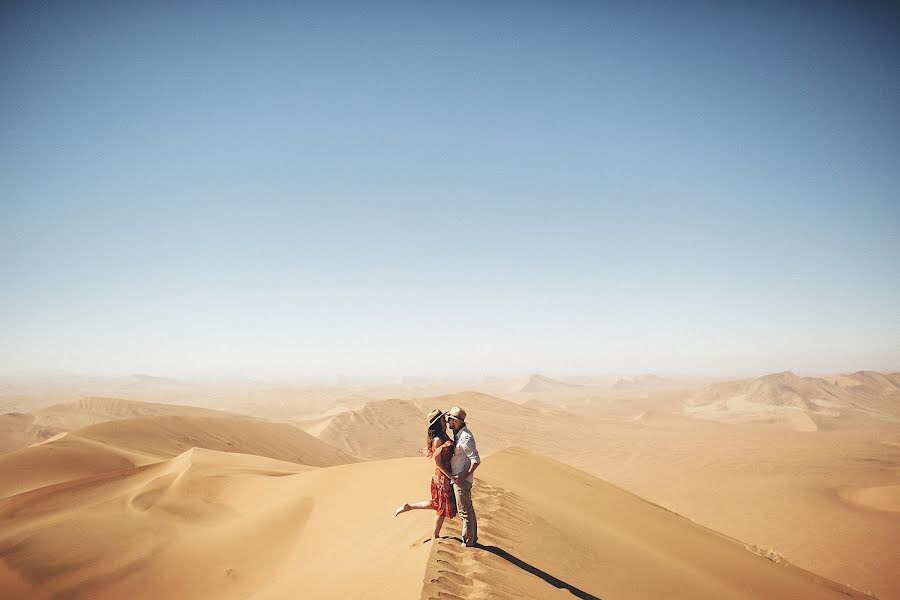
394 406 480 548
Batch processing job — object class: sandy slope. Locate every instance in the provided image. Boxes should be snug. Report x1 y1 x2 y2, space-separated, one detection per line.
840 484 900 513
74 415 357 467
685 371 900 430
0 397 256 455
310 391 551 460
506 373 704 411
31 396 251 431
0 413 61 453
311 385 900 598
0 450 435 600
0 415 355 499
1 373 897 598
0 441 871 600
421 448 871 600
515 373 584 394
554 415 900 599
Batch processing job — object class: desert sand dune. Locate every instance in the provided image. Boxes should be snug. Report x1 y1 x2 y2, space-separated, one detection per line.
565 387 696 421
840 484 900 513
0 415 355 499
421 448 869 599
830 371 900 393
0 449 434 599
311 391 548 460
508 374 600 408
31 396 252 432
0 441 874 600
684 371 900 429
300 378 899 597
0 396 258 455
554 416 900 599
519 397 577 417
0 374 455 426
0 432 146 499
506 374 703 415
515 373 584 394
1 373 897 598
74 415 357 467
610 373 674 390
0 413 62 453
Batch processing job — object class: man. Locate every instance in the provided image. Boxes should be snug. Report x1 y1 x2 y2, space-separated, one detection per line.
446 405 480 548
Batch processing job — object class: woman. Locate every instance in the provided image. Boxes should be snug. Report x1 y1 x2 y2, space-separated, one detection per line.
394 408 458 540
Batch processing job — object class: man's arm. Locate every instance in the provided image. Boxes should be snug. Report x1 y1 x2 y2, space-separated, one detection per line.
464 433 480 476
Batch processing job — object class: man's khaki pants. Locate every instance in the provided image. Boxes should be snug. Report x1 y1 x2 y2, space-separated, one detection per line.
454 478 478 546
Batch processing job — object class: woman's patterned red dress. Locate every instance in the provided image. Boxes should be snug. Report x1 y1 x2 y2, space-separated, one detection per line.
429 438 458 518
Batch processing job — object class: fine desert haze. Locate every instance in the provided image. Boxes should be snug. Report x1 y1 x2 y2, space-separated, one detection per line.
1 371 898 599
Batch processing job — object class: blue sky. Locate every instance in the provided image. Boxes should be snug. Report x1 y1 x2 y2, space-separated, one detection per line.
1 2 897 376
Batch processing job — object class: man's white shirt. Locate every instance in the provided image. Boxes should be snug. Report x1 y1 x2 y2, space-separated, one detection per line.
451 426 480 483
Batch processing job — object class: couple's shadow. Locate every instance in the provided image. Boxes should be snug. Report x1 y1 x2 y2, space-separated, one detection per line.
440 537 602 600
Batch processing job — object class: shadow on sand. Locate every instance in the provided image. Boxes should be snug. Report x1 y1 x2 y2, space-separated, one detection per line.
474 543 602 600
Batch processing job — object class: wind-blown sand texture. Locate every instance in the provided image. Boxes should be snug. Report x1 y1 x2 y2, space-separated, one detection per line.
1 372 898 598
0 442 872 600
840 484 900 513
0 450 434 599
422 449 870 599
0 415 355 499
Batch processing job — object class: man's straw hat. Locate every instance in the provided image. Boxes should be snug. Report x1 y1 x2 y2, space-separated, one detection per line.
447 406 466 422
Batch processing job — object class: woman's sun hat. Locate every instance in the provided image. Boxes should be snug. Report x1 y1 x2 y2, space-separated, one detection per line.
427 408 445 425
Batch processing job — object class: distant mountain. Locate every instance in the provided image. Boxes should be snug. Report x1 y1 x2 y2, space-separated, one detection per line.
684 370 900 431
516 374 582 394
112 373 185 389
611 374 672 390
825 371 900 393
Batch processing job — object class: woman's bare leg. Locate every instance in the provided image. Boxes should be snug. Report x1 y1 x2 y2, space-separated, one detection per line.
433 514 445 539
394 500 433 516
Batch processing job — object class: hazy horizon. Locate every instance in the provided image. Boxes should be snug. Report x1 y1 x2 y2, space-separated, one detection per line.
2 2 898 377
1 365 897 383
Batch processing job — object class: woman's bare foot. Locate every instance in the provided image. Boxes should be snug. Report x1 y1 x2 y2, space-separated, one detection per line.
394 503 411 517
